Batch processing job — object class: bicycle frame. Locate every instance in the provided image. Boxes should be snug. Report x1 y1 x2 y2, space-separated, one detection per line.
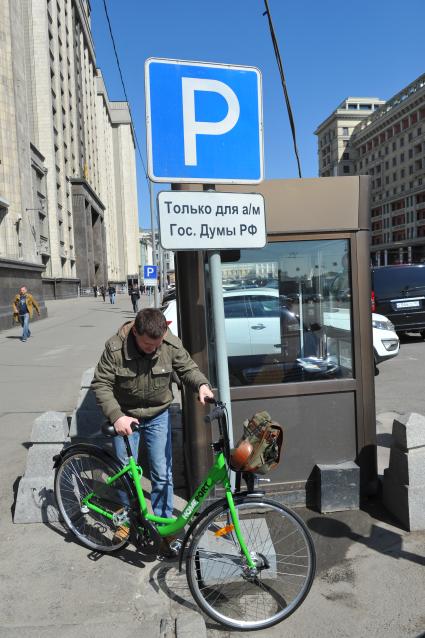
82 408 255 567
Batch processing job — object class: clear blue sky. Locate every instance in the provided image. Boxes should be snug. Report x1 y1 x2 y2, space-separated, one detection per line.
91 0 425 229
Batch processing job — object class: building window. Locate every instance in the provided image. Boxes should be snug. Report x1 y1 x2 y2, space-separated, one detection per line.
343 165 350 174
342 127 349 136
342 152 349 160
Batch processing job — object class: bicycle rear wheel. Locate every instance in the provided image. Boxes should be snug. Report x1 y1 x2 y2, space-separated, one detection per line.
54 447 134 552
186 495 315 631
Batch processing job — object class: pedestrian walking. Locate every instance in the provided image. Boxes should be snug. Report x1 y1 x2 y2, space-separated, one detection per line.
93 285 98 298
91 308 213 553
108 284 116 304
12 286 41 342
129 285 140 313
99 285 106 302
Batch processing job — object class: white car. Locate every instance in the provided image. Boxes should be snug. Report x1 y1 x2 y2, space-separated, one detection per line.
161 290 399 367
372 312 400 364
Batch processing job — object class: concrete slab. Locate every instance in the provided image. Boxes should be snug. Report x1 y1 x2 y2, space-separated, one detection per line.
30 411 69 442
76 387 100 411
316 462 360 512
387 445 425 485
81 367 95 388
23 443 63 476
69 408 105 439
383 471 425 531
392 412 425 450
13 475 58 523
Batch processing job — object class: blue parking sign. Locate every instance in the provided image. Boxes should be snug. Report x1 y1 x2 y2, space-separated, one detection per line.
143 265 157 281
145 58 263 184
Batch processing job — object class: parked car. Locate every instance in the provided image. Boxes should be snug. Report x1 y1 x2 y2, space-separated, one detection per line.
161 286 176 305
371 264 425 336
372 312 400 365
161 289 399 381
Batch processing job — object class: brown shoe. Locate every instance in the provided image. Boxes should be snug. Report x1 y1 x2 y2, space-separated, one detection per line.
113 525 129 542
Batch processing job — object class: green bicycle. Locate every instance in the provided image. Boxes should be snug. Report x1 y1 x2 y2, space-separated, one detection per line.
53 400 316 631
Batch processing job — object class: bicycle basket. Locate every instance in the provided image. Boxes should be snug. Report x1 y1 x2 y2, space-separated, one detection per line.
230 411 283 475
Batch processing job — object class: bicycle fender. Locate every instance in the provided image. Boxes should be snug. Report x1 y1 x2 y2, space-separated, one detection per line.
52 442 120 468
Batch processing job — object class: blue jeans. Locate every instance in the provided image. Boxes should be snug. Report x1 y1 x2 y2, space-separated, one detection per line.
19 313 30 340
113 409 173 518
109 293 116 304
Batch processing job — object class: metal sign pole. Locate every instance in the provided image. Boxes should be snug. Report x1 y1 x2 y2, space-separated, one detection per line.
149 179 159 308
204 185 235 489
208 249 234 447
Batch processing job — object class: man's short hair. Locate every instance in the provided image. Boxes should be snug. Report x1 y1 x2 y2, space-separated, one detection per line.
134 308 167 338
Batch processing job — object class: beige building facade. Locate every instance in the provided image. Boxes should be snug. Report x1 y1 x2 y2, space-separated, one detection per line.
0 0 139 330
316 73 425 265
315 97 385 178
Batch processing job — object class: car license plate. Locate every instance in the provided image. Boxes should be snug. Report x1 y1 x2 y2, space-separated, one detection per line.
396 300 421 309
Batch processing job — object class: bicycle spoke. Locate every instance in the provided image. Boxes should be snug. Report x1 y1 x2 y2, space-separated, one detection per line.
55 451 132 552
187 497 315 630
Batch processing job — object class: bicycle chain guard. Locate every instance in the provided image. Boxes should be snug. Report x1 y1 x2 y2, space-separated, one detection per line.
135 518 163 554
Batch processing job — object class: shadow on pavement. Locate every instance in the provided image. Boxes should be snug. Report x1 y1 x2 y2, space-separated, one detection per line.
148 561 200 615
308 514 425 568
42 510 159 568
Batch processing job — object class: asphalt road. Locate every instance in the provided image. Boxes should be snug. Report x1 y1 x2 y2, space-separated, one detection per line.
375 332 425 415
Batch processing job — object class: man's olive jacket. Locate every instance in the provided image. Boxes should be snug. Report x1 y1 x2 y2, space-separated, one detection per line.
91 321 210 424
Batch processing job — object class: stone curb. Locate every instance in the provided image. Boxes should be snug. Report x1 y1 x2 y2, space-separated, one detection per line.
175 611 207 638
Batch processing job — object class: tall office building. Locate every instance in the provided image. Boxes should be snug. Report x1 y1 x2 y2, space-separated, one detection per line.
316 74 425 265
0 0 139 329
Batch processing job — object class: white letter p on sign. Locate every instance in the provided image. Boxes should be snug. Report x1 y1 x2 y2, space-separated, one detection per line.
182 77 240 166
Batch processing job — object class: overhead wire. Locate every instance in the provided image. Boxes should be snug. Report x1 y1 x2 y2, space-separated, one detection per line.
102 0 149 181
262 0 302 178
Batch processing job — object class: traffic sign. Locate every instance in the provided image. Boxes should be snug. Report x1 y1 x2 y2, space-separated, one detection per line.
143 265 158 285
157 191 266 250
145 58 263 184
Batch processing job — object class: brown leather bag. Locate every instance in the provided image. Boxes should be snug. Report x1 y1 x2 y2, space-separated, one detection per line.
230 411 283 475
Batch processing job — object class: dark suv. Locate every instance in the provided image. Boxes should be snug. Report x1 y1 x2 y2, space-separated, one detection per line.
371 264 425 336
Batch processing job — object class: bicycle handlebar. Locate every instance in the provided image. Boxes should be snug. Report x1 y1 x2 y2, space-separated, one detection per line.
204 400 226 424
101 421 140 437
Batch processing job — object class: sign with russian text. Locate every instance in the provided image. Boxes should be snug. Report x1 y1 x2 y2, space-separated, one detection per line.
145 58 263 184
157 191 266 250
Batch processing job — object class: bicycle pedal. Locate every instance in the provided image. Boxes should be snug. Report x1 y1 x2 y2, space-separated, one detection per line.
169 539 182 554
112 508 130 527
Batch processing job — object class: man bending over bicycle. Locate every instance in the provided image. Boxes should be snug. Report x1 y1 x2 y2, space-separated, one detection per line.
91 308 214 548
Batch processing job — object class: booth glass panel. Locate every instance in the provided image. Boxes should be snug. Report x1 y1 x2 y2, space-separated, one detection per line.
206 238 353 387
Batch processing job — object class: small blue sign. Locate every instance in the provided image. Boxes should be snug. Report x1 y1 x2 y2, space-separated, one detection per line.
143 265 157 281
145 58 263 184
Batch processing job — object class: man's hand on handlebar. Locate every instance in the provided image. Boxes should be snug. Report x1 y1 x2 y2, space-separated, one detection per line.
198 384 215 405
114 415 138 436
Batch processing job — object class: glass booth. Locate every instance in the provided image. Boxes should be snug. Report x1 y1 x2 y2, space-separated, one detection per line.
175 177 375 505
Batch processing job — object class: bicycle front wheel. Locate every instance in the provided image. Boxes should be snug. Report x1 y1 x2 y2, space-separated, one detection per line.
186 496 316 631
55 447 134 553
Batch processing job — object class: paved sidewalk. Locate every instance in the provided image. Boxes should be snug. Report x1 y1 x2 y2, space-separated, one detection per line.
0 295 424 637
